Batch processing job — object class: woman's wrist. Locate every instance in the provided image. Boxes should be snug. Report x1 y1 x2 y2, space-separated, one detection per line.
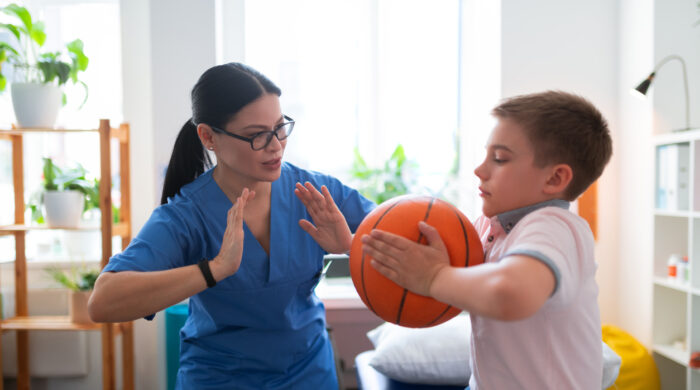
208 256 236 283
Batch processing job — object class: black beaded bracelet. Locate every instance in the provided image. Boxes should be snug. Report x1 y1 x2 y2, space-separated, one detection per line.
197 259 216 288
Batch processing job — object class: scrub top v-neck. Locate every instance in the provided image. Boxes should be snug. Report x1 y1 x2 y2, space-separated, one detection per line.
103 162 375 389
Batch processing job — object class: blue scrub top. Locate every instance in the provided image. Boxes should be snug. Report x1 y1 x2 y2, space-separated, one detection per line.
103 162 375 389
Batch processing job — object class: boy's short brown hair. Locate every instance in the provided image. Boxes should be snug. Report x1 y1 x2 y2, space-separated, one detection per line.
492 90 612 200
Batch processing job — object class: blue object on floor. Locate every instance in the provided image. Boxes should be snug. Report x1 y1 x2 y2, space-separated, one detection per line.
355 350 468 390
165 303 189 390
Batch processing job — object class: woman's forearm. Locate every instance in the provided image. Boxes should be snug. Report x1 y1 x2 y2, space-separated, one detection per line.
88 263 213 323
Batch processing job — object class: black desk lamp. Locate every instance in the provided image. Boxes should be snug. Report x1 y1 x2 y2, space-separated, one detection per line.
632 54 691 132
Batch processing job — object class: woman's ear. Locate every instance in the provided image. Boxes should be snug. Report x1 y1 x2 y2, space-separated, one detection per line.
543 164 573 195
197 124 216 151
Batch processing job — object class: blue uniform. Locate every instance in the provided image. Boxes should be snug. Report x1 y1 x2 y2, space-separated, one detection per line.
103 162 375 389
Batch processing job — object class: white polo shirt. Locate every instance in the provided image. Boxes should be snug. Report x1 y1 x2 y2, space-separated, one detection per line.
468 200 602 390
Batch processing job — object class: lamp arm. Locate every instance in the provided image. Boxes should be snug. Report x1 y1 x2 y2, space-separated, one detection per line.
654 55 690 130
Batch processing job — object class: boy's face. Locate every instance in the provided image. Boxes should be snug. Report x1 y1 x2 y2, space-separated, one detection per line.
474 118 555 218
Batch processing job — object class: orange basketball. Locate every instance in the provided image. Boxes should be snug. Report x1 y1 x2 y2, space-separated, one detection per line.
349 195 484 328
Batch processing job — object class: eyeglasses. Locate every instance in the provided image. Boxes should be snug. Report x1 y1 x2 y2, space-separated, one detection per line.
209 115 295 150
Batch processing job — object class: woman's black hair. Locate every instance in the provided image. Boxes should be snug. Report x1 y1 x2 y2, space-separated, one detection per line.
160 63 282 205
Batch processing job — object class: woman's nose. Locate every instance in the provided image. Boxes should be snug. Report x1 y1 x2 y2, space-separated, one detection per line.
264 133 284 152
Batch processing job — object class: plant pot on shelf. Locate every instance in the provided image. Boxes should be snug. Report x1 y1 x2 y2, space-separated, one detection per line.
11 82 62 128
69 290 93 324
44 190 84 228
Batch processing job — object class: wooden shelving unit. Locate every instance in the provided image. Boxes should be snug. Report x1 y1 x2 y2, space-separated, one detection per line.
0 120 134 390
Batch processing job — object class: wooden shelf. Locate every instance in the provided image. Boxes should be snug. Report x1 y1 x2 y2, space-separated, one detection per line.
0 120 134 390
0 128 99 135
0 222 129 237
1 316 102 331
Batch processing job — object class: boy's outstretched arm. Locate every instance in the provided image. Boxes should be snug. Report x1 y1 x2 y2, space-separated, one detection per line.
363 221 555 321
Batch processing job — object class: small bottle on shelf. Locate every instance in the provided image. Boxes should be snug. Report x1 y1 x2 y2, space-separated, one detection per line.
667 254 680 281
676 256 689 285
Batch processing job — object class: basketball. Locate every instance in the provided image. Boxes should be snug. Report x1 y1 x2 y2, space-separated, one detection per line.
349 195 484 328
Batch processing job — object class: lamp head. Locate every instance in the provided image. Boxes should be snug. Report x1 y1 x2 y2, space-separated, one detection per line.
631 72 656 98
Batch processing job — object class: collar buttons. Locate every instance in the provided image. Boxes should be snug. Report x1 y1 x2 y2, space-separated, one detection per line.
487 235 494 242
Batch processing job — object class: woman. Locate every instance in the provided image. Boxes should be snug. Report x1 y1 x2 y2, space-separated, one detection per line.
88 63 375 389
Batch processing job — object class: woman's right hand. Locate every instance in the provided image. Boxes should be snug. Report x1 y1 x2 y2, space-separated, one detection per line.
211 188 255 279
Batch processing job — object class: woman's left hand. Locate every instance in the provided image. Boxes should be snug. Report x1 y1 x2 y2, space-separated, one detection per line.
295 181 352 254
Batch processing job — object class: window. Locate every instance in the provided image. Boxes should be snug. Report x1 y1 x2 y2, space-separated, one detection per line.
239 0 500 218
0 0 122 263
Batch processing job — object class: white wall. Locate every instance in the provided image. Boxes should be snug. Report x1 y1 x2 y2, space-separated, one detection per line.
616 0 655 346
120 1 217 389
500 0 621 326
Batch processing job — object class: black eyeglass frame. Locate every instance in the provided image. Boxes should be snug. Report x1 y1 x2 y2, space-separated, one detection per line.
209 115 295 150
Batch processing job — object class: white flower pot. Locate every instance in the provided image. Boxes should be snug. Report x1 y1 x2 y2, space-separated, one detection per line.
11 82 62 128
44 190 84 228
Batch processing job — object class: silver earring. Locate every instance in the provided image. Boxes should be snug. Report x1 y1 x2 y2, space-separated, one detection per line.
208 147 214 151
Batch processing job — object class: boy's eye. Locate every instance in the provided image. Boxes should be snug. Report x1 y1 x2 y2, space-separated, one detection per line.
492 154 508 163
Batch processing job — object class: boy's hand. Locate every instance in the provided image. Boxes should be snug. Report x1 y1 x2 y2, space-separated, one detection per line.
361 221 450 296
295 181 353 254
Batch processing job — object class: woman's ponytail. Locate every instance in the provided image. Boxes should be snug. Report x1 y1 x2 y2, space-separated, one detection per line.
160 119 212 204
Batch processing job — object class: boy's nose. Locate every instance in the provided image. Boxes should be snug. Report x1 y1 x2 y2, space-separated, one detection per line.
474 162 486 179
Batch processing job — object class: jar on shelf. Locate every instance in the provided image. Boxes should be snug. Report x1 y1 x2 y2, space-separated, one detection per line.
667 254 681 280
676 256 689 284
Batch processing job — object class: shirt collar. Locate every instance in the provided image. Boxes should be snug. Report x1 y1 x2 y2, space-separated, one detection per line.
494 199 570 234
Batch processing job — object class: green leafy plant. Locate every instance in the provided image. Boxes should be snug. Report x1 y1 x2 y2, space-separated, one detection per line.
0 3 89 106
28 157 100 223
350 144 415 204
46 267 99 291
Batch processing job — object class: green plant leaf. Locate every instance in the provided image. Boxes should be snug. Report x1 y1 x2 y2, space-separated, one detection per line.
350 144 414 204
42 157 59 190
66 39 88 71
0 23 20 41
45 267 99 291
1 4 32 35
29 20 45 47
45 267 80 291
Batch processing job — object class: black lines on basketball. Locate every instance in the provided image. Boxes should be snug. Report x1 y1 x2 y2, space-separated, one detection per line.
361 200 403 316
445 200 471 267
396 197 435 326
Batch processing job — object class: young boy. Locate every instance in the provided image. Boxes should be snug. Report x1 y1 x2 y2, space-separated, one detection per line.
362 90 613 389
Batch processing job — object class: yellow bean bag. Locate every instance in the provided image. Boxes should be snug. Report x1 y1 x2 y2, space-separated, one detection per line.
602 325 660 390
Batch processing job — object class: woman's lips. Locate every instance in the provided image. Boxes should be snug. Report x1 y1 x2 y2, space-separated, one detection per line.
262 158 281 168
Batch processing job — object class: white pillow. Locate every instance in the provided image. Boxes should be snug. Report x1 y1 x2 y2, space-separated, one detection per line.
366 313 471 385
366 314 622 388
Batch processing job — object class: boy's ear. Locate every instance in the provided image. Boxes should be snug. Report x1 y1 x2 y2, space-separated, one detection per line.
543 164 573 195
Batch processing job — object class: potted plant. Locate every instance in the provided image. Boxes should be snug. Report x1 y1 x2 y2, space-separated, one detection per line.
28 157 100 228
0 3 89 127
46 266 99 324
350 144 415 204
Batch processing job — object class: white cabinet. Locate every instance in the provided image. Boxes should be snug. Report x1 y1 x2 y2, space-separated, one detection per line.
652 129 700 390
